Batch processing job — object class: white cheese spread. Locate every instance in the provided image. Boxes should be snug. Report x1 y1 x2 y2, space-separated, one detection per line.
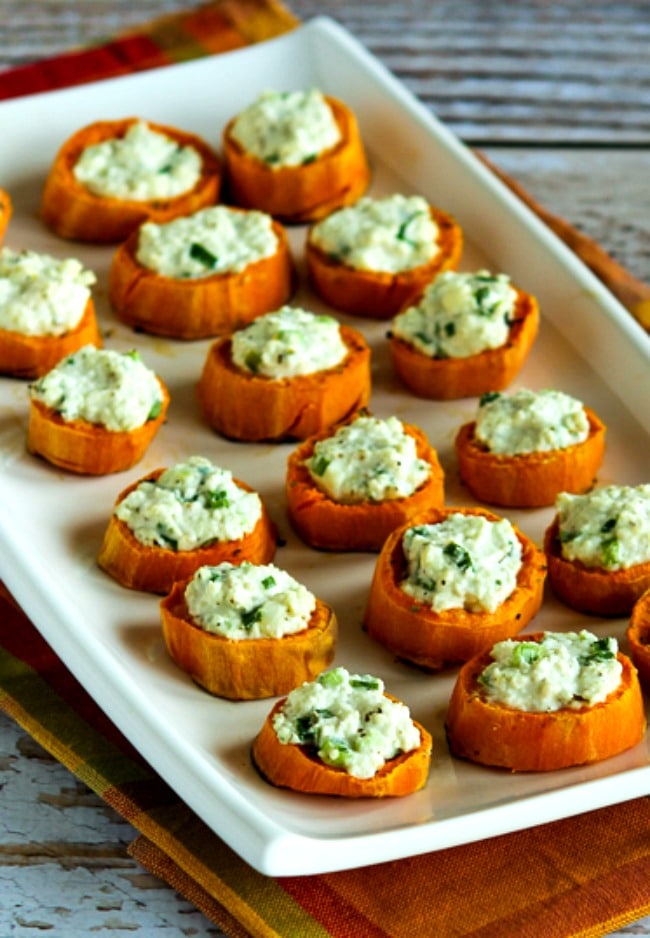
392 269 517 358
184 561 315 640
310 194 439 274
474 388 590 455
135 206 278 279
229 88 341 167
230 305 347 379
479 630 622 712
272 666 421 779
306 414 430 503
73 120 202 201
401 512 523 613
555 484 650 570
0 247 95 336
30 345 163 431
115 456 261 550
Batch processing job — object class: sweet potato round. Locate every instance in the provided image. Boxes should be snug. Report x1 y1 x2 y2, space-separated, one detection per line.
160 583 337 700
108 214 294 339
286 420 445 551
0 188 11 242
222 95 370 223
98 469 277 594
364 506 547 671
306 205 463 319
252 695 432 797
627 590 650 691
27 378 169 475
455 406 606 508
41 118 221 243
445 634 646 771
0 297 102 379
544 518 650 616
389 287 539 399
197 324 371 442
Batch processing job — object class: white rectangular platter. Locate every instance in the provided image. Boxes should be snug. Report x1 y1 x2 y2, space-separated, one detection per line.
0 17 649 877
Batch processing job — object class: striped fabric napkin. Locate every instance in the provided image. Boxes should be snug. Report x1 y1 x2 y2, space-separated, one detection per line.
1 3 649 935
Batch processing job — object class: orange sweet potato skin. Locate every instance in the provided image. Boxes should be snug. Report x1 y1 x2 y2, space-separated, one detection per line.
222 96 370 223
627 591 650 691
27 378 169 475
98 469 277 594
455 407 606 508
544 518 650 616
252 696 432 797
0 188 12 241
445 634 646 771
364 507 547 671
0 297 102 379
41 118 221 243
160 586 337 700
390 288 539 400
286 419 445 551
306 206 463 320
197 324 371 442
108 215 295 339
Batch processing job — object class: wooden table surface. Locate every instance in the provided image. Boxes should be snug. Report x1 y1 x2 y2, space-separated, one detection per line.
0 1 648 934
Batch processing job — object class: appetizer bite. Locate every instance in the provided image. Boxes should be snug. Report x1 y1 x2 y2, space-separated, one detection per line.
364 507 547 670
252 666 432 797
389 269 539 399
222 89 370 222
627 590 650 690
160 561 337 699
286 412 445 551
0 247 101 379
197 305 371 442
306 193 462 318
544 484 650 615
446 630 646 771
27 345 169 475
0 188 11 241
455 388 606 507
98 455 276 593
41 118 221 243
109 205 294 339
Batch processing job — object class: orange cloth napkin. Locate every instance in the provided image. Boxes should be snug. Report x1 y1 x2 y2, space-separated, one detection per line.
0 4 649 936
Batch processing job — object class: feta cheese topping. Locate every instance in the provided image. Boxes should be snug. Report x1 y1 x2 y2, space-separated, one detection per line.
306 414 430 504
30 345 163 432
310 194 439 273
229 89 341 167
135 206 278 279
479 630 622 712
115 456 261 550
184 561 315 640
73 120 202 201
556 484 650 570
0 248 95 336
474 388 590 455
392 269 517 358
401 513 523 613
272 666 421 779
230 305 347 379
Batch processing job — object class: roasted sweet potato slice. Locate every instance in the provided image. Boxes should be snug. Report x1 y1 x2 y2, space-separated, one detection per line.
364 506 547 670
455 406 606 508
627 590 650 691
389 286 539 399
446 633 646 771
222 95 370 223
306 204 463 319
98 469 277 594
41 118 221 242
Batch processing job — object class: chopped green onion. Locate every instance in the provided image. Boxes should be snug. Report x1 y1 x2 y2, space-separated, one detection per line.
189 242 218 269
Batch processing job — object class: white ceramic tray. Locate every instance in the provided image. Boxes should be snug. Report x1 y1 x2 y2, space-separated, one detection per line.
0 17 648 877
